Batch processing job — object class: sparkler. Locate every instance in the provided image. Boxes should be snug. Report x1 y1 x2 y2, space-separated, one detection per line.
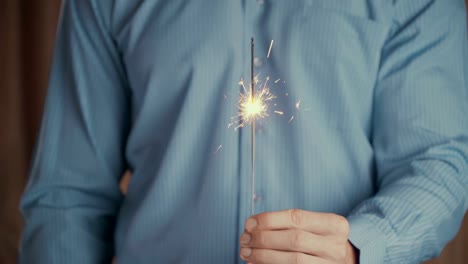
228 38 303 214
229 38 276 214
250 38 256 215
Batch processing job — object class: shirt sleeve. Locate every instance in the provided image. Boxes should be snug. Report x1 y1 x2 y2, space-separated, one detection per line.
347 1 468 263
19 0 129 263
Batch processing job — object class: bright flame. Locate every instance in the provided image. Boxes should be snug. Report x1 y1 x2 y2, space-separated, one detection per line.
230 79 276 129
239 89 275 122
243 96 263 118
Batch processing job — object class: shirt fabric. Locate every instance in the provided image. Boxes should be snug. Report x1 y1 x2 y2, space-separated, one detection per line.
20 0 468 263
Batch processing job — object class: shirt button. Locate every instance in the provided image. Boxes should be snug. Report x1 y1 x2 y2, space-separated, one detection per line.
253 193 263 202
253 57 263 67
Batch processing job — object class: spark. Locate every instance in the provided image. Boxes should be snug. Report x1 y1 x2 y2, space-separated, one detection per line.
274 79 281 83
274 110 284 115
263 76 270 89
288 116 294 123
254 74 260 84
214 144 223 154
267 40 274 58
239 79 248 93
296 99 301 110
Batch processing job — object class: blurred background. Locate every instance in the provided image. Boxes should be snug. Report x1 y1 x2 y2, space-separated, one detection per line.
0 1 467 263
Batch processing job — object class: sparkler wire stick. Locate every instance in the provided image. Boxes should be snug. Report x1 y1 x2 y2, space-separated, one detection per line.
251 38 256 215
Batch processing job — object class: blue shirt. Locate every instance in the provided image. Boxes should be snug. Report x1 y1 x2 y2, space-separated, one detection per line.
20 0 468 263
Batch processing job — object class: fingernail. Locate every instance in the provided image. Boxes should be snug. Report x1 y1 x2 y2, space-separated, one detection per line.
240 247 252 257
240 233 251 245
245 218 257 232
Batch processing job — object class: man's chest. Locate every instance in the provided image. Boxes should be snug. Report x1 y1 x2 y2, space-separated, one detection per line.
112 0 390 134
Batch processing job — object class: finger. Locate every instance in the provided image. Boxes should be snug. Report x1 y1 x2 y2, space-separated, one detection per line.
119 170 132 195
241 229 340 259
240 248 329 264
245 209 349 236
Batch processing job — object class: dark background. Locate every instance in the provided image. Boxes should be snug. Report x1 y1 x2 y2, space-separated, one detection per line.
1 1 467 263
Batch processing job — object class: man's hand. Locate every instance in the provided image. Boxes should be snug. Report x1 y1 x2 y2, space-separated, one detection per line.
113 170 132 264
119 170 132 195
239 209 358 264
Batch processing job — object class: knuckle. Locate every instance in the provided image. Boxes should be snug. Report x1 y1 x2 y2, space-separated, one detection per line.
334 215 349 235
253 231 266 247
289 209 304 227
337 243 348 260
257 213 270 229
252 249 266 263
331 239 348 261
293 252 308 264
336 242 347 259
290 230 306 250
